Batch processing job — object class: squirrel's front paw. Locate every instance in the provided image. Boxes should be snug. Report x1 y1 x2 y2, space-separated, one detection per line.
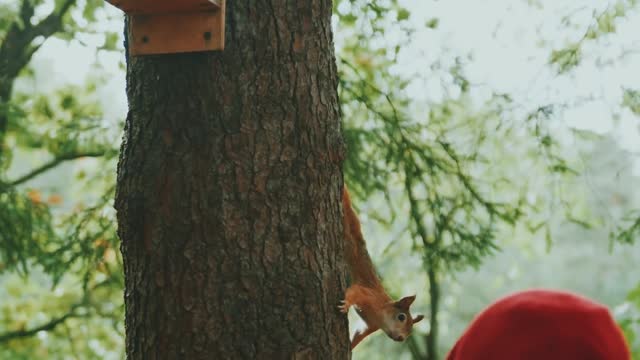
337 299 351 313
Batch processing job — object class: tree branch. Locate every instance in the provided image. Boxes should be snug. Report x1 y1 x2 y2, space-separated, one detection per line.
0 276 118 344
1 0 78 141
406 334 424 359
4 151 105 188
30 0 76 40
1 0 77 83
19 0 35 28
0 305 81 343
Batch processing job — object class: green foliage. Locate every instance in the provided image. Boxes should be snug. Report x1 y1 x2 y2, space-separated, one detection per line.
623 88 640 116
550 0 638 73
0 189 55 274
335 1 638 359
614 211 640 245
334 2 565 359
9 83 113 157
0 0 638 359
618 283 640 359
340 72 527 270
549 44 581 74
0 269 124 359
0 4 19 35
0 0 123 358
425 18 439 29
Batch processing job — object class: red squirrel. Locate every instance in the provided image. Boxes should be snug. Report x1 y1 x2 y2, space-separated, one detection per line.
339 186 424 349
447 289 631 360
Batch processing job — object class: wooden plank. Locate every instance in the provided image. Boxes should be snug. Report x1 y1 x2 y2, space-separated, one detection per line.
107 0 220 14
128 8 225 55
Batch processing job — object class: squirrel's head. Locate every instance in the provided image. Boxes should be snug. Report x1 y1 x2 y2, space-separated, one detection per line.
380 295 424 342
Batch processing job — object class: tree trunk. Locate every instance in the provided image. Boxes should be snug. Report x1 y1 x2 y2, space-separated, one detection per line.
114 1 349 359
426 267 440 360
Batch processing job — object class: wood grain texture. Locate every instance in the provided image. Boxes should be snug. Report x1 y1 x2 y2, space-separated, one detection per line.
128 9 224 55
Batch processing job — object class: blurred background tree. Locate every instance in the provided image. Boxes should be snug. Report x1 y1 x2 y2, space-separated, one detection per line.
0 0 638 359
335 1 640 359
0 0 123 358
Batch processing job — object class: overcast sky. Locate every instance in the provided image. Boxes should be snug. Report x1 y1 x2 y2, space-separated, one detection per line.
18 0 640 171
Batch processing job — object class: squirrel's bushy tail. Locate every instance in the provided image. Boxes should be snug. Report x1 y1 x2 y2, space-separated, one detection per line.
342 187 383 290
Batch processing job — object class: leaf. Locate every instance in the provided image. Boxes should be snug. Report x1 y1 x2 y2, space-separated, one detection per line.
397 8 410 21
622 88 640 116
566 216 593 229
340 13 357 26
27 189 42 204
628 283 640 306
528 221 546 233
47 194 63 205
103 32 120 51
545 225 552 253
571 128 604 141
549 44 581 73
425 18 439 29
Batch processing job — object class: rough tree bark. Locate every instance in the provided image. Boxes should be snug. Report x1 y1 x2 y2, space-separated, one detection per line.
114 1 349 359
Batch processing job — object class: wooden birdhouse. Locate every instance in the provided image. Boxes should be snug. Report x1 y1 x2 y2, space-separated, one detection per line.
106 0 225 55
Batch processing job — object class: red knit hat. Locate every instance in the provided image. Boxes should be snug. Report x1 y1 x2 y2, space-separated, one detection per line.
447 289 631 360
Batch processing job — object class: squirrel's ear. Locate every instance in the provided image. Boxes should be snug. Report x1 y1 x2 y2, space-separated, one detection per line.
395 295 416 309
412 315 424 324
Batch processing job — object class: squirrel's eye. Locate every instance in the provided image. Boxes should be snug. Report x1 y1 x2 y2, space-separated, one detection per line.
397 313 406 322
